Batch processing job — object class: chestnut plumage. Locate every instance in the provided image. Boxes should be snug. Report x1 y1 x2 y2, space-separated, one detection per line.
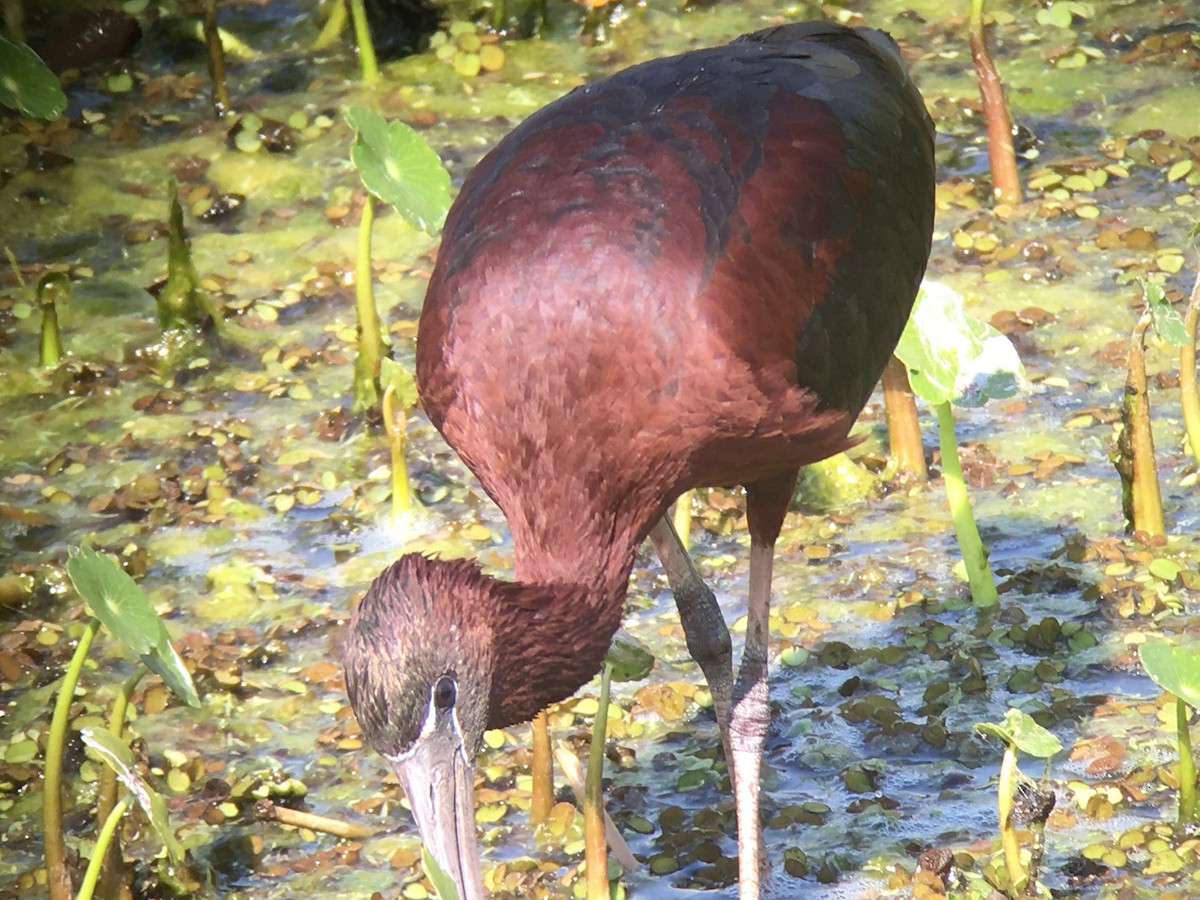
344 20 935 899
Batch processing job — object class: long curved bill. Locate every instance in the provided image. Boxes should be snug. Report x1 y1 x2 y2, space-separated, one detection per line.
391 722 484 900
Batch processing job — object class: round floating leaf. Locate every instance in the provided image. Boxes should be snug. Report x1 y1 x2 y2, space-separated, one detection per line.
0 35 67 120
67 546 158 655
1141 639 1200 711
896 281 1026 407
67 546 201 708
82 727 185 863
346 106 451 234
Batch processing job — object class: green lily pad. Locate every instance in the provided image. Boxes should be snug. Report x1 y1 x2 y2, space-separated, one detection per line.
67 545 201 708
0 35 66 120
347 106 451 234
1141 639 1200 711
896 281 1025 408
67 545 158 655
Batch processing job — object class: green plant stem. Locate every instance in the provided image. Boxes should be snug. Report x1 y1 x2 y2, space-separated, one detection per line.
313 0 348 50
40 296 62 367
584 663 612 900
95 669 146 900
44 617 102 900
203 0 232 117
935 401 999 607
37 272 68 367
1178 696 1197 824
353 195 383 411
1181 262 1200 465
77 795 132 900
3 0 26 43
347 0 379 84
672 490 692 552
1124 312 1165 536
382 383 411 517
997 744 1024 895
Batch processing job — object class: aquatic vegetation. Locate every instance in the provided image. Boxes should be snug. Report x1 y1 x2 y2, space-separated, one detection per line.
975 708 1062 897
895 281 1025 607
42 546 199 900
0 32 66 120
0 1 1198 897
1114 280 1188 536
202 0 231 116
1181 255 1200 464
36 271 67 367
346 106 450 410
882 354 928 479
967 0 1021 203
1139 639 1200 824
381 357 418 518
158 181 223 335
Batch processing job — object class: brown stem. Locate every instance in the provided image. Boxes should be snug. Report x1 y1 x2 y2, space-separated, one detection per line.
530 711 553 823
252 800 379 839
1122 312 1165 536
882 355 927 479
1181 259 1200 465
583 664 611 899
969 0 1022 204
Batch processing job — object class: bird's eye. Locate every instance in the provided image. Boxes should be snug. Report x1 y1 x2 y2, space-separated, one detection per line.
433 675 457 710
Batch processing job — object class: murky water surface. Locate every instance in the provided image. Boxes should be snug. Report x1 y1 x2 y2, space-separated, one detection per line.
1 0 1199 897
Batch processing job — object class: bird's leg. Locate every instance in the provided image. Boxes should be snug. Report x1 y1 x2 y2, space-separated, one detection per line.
730 471 797 900
647 516 734 761
530 711 553 823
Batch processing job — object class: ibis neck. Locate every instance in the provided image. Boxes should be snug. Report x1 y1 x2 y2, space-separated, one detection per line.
484 514 649 731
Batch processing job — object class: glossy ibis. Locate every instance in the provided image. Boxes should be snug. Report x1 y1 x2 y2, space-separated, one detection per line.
344 21 935 899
